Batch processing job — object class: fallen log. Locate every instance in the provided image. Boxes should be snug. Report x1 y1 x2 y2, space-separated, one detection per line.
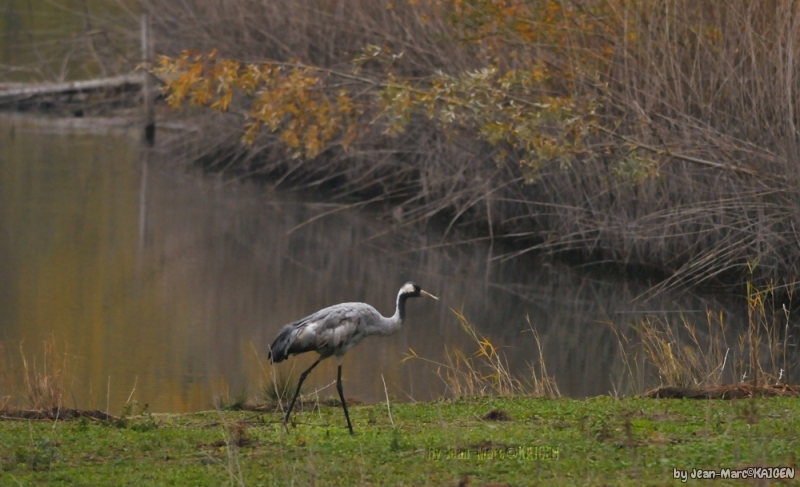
0 74 142 104
0 406 118 421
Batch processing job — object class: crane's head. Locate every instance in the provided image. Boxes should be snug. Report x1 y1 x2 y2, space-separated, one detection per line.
400 281 439 300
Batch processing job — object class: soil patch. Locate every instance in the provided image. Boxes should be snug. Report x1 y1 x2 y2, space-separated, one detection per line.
645 384 800 399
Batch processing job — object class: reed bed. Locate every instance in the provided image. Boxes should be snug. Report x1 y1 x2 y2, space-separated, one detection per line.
7 0 800 290
9 0 800 292
132 0 800 292
609 279 799 396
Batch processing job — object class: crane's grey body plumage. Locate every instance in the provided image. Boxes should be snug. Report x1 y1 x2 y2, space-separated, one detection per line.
268 303 378 363
268 282 438 435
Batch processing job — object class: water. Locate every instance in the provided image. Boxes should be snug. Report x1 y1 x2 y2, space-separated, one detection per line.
0 117 750 413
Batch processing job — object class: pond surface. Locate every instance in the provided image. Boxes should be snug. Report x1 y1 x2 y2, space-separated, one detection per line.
0 0 125 83
0 117 750 413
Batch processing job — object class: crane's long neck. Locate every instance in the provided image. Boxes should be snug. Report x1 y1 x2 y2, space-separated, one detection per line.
393 291 409 323
376 291 408 336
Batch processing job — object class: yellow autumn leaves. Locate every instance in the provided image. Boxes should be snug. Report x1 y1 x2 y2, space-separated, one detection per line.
150 1 675 179
154 50 359 159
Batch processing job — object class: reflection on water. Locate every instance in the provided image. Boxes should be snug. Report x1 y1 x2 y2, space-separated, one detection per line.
0 118 751 413
0 0 124 83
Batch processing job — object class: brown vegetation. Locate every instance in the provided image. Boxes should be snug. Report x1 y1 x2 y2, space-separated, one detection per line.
141 0 800 293
6 1 800 291
645 383 800 399
0 337 70 412
0 337 120 421
609 280 799 395
403 310 561 398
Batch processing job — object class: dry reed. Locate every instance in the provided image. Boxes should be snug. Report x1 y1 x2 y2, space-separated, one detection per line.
9 0 800 291
610 279 797 394
135 0 800 292
0 337 72 412
404 309 560 398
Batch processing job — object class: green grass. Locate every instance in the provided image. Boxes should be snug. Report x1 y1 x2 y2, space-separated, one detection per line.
1 396 798 486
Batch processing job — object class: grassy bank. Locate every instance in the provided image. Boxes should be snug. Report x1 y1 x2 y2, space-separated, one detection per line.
1 396 798 485
0 286 797 485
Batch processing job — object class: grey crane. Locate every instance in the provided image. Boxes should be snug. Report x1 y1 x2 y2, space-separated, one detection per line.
268 282 439 435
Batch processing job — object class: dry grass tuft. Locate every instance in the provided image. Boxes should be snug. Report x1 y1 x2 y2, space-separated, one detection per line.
22 337 68 411
261 366 305 409
522 316 561 399
0 337 73 412
0 342 12 412
404 310 560 398
610 279 798 395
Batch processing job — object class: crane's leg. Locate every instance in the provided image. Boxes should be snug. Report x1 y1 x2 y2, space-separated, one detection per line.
336 364 354 435
283 357 322 432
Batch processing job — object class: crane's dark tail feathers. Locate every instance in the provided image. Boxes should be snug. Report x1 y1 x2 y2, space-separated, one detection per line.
269 324 297 364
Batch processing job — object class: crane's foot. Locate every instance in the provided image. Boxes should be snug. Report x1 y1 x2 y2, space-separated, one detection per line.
281 418 290 434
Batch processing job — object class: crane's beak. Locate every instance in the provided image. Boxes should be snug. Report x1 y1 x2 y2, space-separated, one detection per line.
420 290 439 300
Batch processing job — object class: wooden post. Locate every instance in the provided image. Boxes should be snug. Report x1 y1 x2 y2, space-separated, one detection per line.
141 13 155 145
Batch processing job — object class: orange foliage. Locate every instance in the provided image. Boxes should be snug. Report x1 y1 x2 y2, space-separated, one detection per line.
153 1 713 178
154 51 360 158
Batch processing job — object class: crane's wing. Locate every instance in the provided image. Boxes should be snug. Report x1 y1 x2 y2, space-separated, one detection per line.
268 304 372 363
